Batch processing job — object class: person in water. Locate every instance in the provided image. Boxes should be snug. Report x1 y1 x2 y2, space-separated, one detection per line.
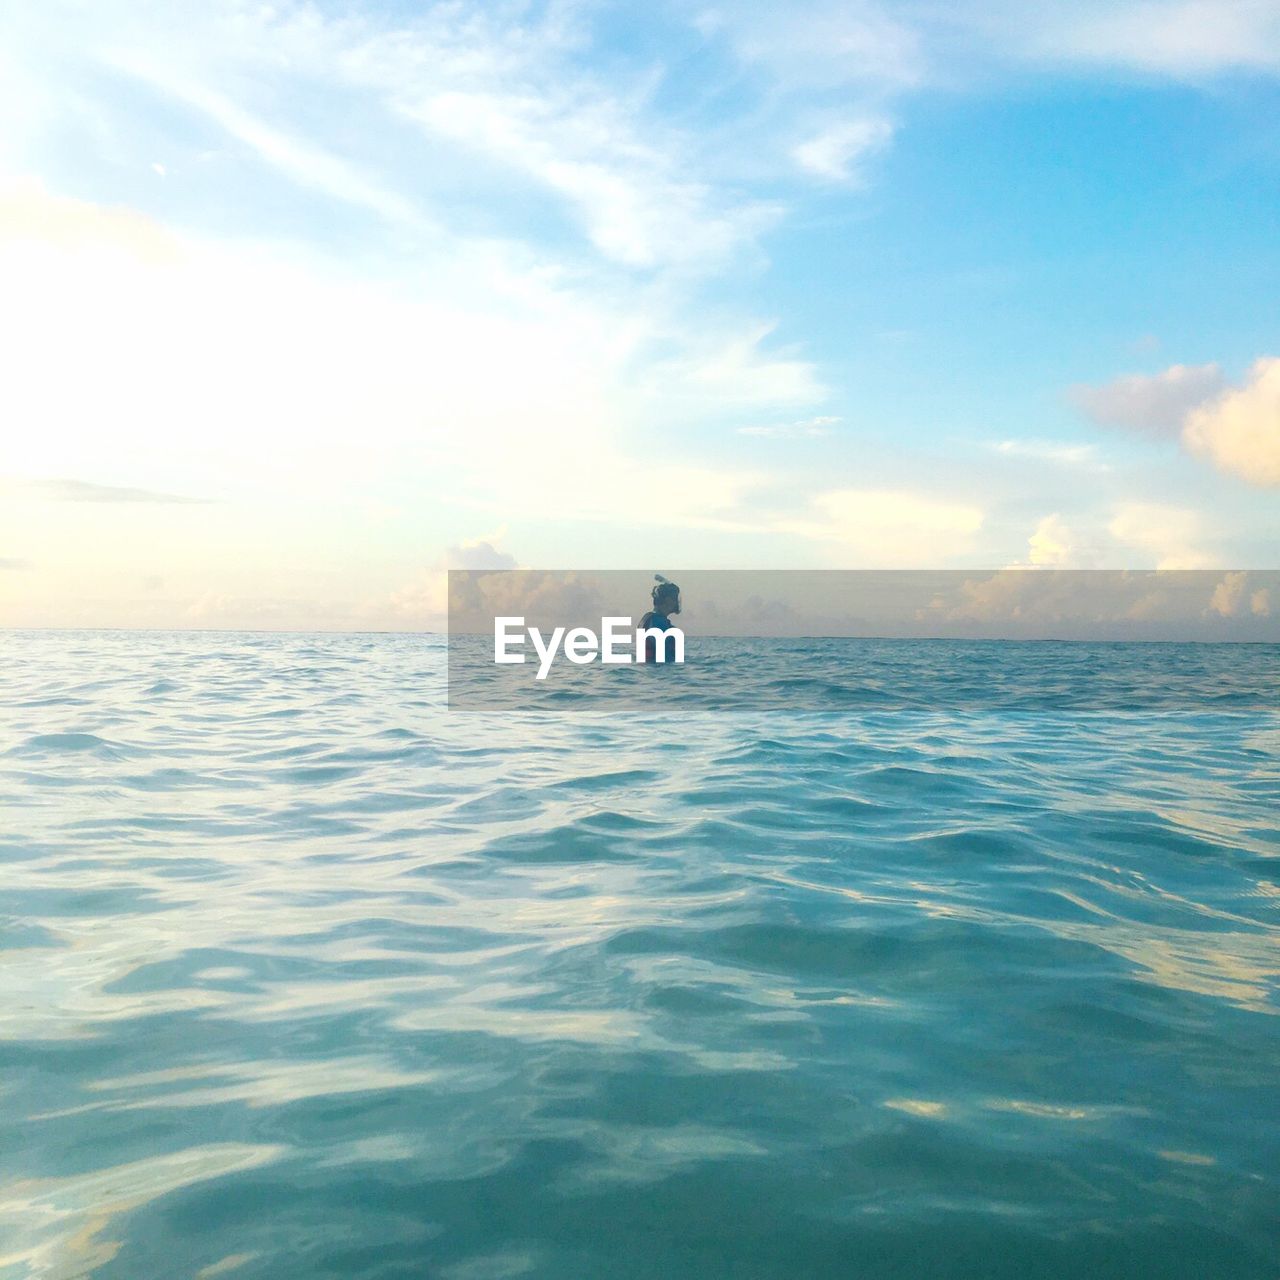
638 578 681 664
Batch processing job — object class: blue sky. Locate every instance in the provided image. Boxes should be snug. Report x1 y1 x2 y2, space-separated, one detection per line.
1 0 1277 627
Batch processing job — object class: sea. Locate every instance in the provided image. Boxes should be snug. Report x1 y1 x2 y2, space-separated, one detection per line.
2 630 1278 1279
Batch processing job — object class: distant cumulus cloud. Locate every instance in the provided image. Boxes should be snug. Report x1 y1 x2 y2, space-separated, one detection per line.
1011 513 1109 570
1071 358 1280 488
1017 508 1226 571
1068 363 1225 436
387 532 520 627
921 569 1280 639
1026 514 1077 567
1208 571 1272 619
1183 357 1280 488
440 537 519 571
1108 502 1216 570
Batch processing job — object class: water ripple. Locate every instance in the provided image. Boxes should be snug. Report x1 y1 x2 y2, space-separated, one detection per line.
1 631 1277 1279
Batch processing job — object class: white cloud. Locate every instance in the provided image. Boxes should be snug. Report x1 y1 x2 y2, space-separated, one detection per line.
2 0 1276 624
439 534 518 571
1207 571 1273 619
1208 570 1247 616
1024 1 1280 75
0 180 807 502
777 489 984 564
1073 357 1280 487
1068 363 1225 435
0 179 820 626
1183 357 1280 487
991 439 1105 468
642 323 825 409
920 568 1280 637
924 571 1115 628
0 180 609 491
793 117 893 182
737 415 840 438
698 2 924 91
83 0 780 274
1108 502 1216 569
106 56 429 231
1027 514 1076 566
4 477 212 504
388 536 519 623
701 1 1280 101
406 89 780 269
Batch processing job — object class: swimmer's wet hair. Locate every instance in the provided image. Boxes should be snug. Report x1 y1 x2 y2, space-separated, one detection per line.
652 575 680 608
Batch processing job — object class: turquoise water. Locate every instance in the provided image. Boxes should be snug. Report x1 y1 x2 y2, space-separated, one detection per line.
3 631 1279 1279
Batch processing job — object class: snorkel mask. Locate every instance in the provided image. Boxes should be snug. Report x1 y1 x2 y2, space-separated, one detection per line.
652 574 681 615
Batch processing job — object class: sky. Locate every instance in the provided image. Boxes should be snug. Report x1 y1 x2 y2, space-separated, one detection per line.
1 0 1278 629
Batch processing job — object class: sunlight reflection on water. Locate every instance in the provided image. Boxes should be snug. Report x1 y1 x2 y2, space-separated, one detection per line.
1 631 1278 1279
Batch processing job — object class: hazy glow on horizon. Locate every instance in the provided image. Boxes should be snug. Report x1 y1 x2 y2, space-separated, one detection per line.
1 0 1278 628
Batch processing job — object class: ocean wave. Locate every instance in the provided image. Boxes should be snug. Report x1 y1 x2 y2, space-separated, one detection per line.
0 630 1276 1279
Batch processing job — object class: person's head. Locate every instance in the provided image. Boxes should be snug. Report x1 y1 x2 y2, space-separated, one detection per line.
652 580 681 615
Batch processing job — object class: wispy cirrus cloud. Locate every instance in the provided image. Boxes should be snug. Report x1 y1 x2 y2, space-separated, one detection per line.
85 0 780 275
737 415 841 439
694 0 1280 196
792 117 894 182
105 57 429 232
703 0 1280 87
990 439 1107 468
32 0 1279 284
1018 0 1280 74
8 478 214 504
